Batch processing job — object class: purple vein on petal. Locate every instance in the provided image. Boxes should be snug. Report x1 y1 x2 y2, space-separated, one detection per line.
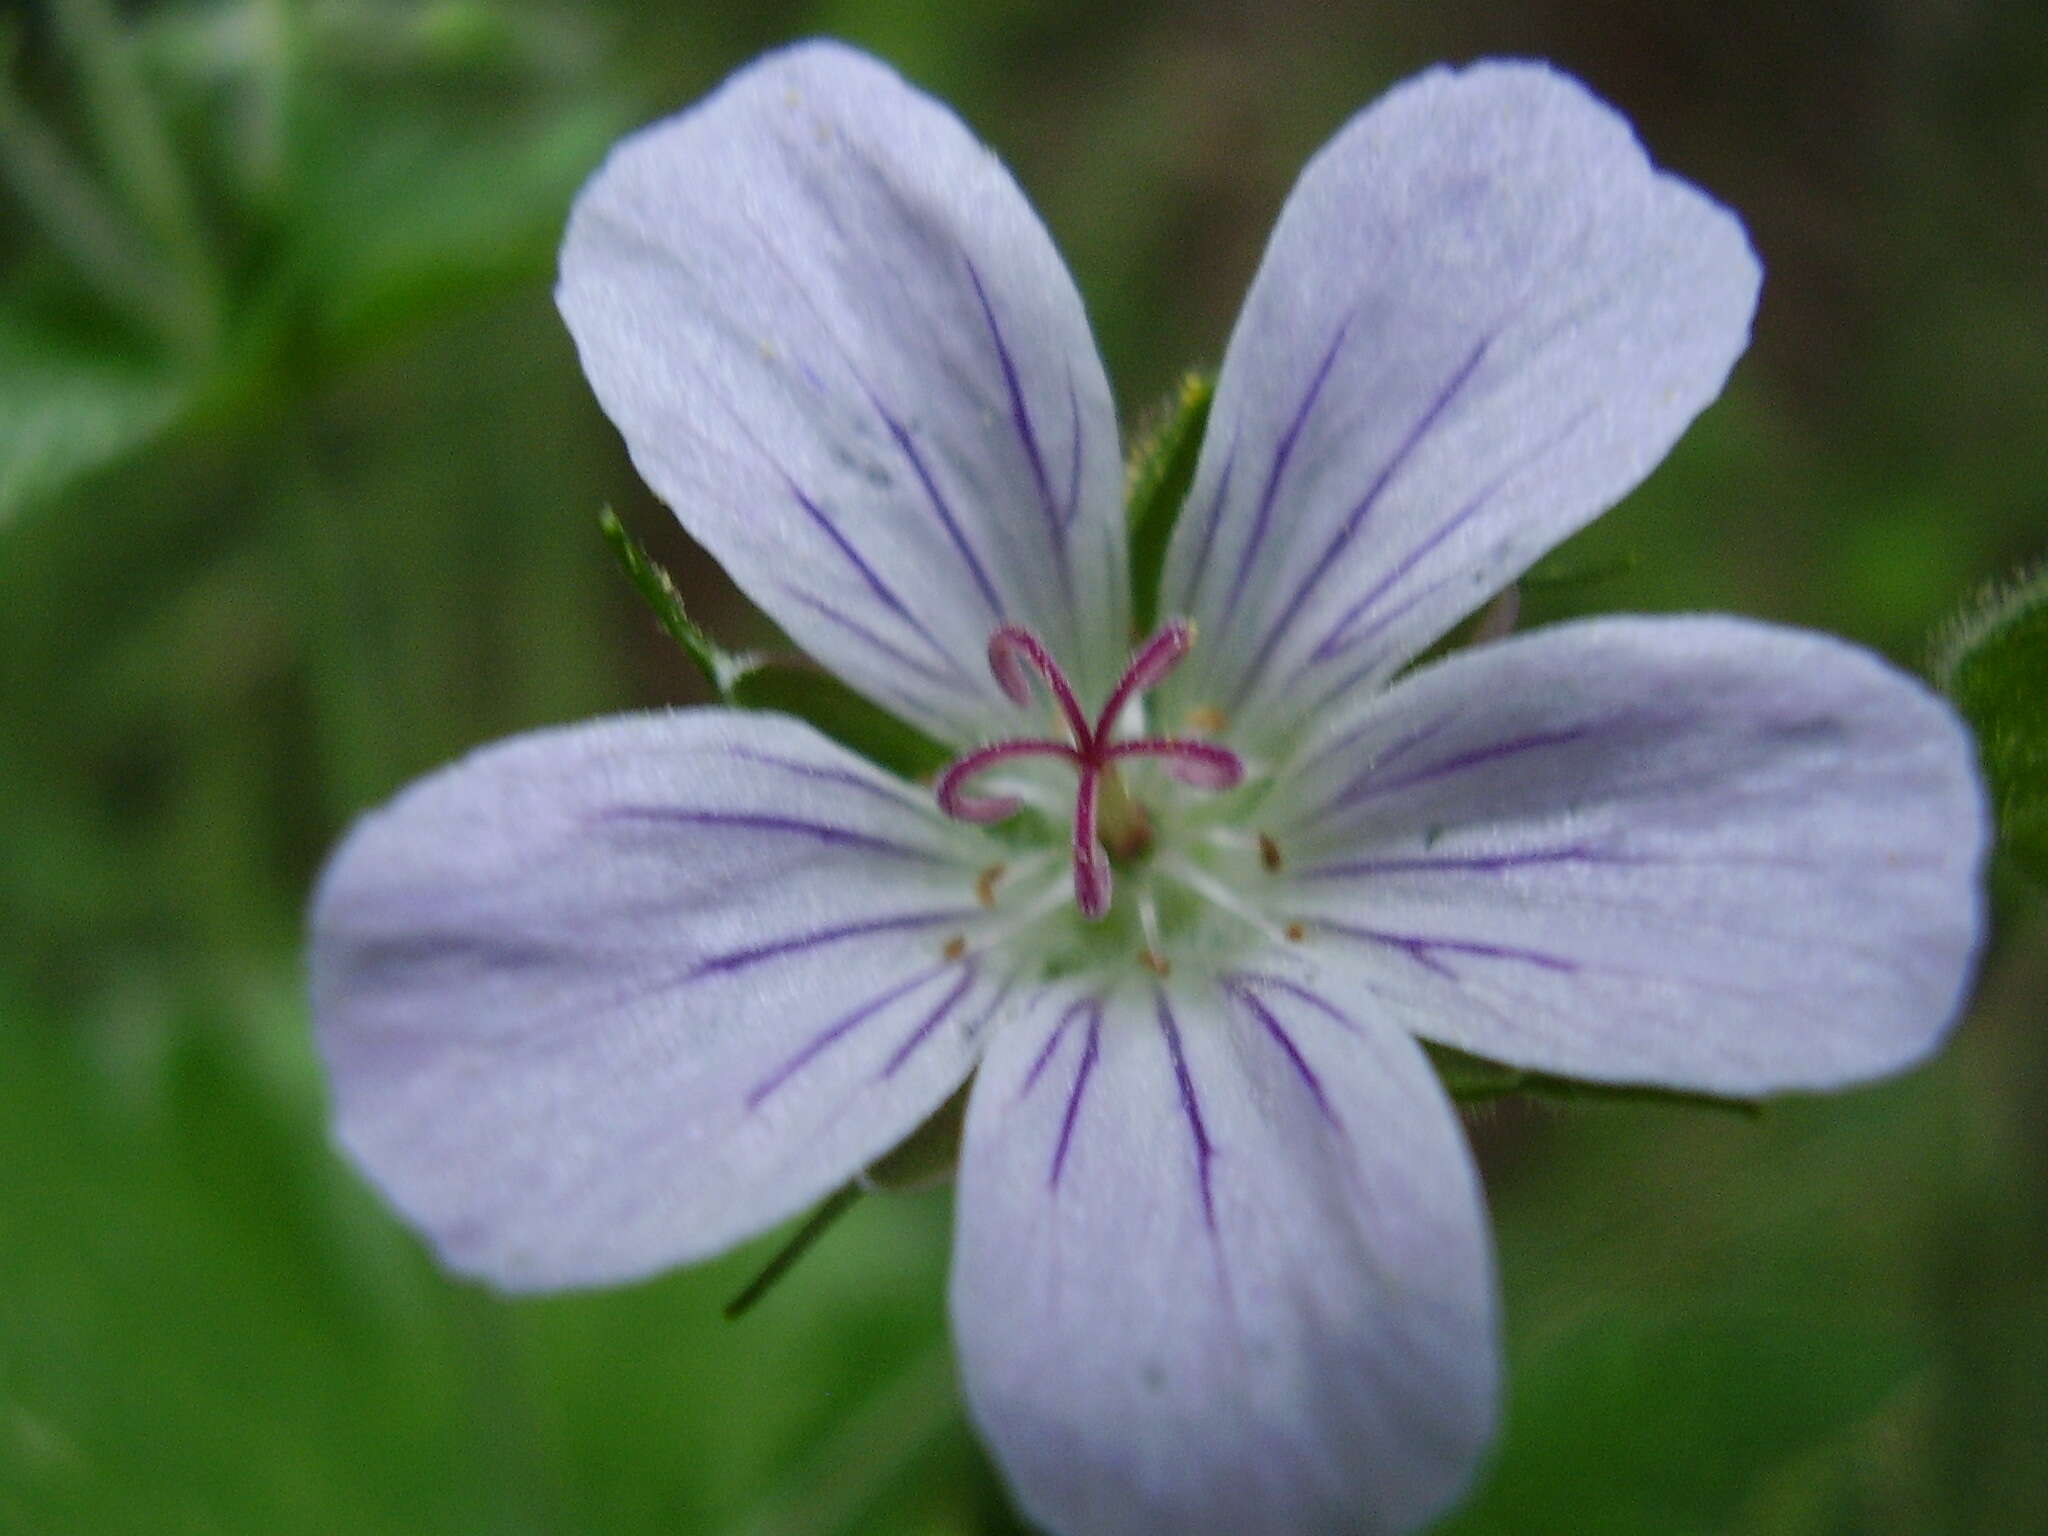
1307 490 1495 669
783 585 968 693
1022 997 1091 1099
1229 985 1336 1125
1217 317 1354 630
966 974 1019 1043
1291 577 1461 725
1325 722 1606 815
1284 700 1463 794
786 481 970 680
721 748 923 810
747 963 952 1110
1049 1001 1102 1188
1228 334 1495 711
1317 921 1580 980
1061 372 1084 530
1306 403 1594 667
1294 842 1631 881
871 397 1007 621
964 257 1072 604
1222 973 1362 1035
596 807 949 862
879 963 979 1078
689 908 971 986
1156 993 1217 1230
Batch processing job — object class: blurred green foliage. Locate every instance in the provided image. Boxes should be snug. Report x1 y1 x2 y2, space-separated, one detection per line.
1937 563 2048 887
2 2 2044 1533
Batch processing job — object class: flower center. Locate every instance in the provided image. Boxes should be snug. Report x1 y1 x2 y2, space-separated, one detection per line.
935 622 1246 920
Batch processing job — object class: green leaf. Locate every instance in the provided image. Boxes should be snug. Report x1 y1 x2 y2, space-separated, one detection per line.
1426 1043 1762 1118
291 98 627 351
1125 371 1212 636
0 320 190 526
861 1084 969 1193
1439 1299 1912 1536
0 975 960 1535
1933 559 2048 884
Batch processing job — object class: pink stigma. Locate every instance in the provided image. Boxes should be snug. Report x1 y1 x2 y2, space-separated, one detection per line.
935 622 1246 920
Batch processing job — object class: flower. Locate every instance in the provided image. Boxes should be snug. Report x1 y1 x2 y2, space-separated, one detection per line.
308 41 1987 1536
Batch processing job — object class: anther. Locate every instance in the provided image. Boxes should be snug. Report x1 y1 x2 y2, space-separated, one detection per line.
1257 833 1283 873
1283 922 1306 943
1184 705 1227 735
974 864 1006 909
942 935 968 961
1136 889 1170 977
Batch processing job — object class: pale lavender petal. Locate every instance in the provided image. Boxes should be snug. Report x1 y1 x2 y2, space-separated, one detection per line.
1155 62 1760 749
309 710 1001 1289
952 982 1498 1536
557 43 1128 748
1271 616 1987 1095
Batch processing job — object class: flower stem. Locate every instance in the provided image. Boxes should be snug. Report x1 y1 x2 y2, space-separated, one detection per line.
723 1181 865 1320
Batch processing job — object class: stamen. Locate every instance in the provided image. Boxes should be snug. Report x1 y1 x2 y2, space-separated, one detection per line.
974 863 1006 909
1257 833 1283 872
1137 890 1168 976
964 860 1072 952
932 855 1072 971
1155 854 1292 946
1183 704 1228 735
1201 826 1261 852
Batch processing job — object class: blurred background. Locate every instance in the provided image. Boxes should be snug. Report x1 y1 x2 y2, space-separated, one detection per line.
2 1 2044 1532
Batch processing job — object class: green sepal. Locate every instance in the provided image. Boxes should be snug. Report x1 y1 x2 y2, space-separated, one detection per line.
1517 547 1639 595
728 665 950 782
860 1083 969 1192
598 507 757 696
1933 559 2048 885
1427 1043 1763 1118
1125 371 1213 636
601 508 951 780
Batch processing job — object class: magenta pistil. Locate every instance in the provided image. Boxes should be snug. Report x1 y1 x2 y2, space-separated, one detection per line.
935 622 1245 920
